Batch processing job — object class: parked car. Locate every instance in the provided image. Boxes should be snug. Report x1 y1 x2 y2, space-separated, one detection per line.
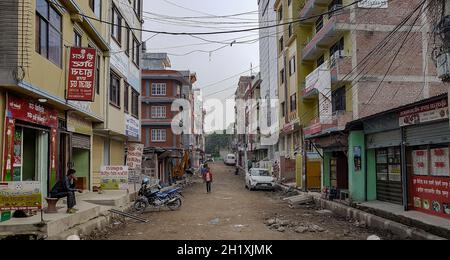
224 154 236 166
245 168 276 191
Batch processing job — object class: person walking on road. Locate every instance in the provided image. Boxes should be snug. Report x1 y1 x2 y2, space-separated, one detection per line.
203 165 213 193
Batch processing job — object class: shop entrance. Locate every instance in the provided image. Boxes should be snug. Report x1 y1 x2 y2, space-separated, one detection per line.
71 134 91 190
330 151 348 190
13 124 50 196
375 147 403 204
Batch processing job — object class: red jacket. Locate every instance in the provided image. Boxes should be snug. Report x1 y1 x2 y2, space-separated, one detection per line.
204 171 213 182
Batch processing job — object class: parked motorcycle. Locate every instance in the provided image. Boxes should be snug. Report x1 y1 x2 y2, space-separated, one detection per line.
134 178 183 213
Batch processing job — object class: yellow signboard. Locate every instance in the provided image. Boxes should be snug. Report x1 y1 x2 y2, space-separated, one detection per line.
0 182 42 210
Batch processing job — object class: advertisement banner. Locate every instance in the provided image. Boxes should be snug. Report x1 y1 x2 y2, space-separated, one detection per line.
126 143 144 169
0 182 42 211
2 118 15 181
125 114 140 139
399 99 448 127
100 166 129 190
412 150 429 176
411 176 450 219
67 47 96 102
6 95 58 128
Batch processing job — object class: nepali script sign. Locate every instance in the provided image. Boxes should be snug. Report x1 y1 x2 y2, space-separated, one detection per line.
0 182 42 211
127 143 144 170
100 166 129 190
67 47 96 102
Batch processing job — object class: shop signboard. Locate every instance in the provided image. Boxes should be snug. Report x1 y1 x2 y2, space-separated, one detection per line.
6 95 58 128
126 143 144 169
358 0 388 8
411 176 450 219
100 166 129 190
399 99 448 127
0 182 42 211
125 114 140 139
67 111 93 135
67 47 97 102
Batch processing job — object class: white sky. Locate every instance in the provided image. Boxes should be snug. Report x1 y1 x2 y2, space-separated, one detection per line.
143 0 260 130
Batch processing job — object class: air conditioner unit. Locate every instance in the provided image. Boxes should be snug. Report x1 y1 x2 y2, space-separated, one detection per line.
436 53 450 81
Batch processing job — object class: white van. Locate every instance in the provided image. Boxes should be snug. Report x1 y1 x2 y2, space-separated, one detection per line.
224 154 236 166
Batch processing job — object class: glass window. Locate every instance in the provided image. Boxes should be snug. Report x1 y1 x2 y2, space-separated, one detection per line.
131 89 139 118
74 31 82 47
151 106 166 119
124 84 129 113
151 129 167 142
376 147 402 182
111 6 122 44
89 0 101 18
35 1 61 67
151 83 167 96
109 72 121 107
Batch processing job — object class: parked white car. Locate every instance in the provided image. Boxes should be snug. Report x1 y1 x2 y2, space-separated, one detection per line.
245 168 276 191
224 154 236 166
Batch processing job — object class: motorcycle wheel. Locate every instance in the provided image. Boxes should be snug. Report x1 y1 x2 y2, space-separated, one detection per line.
167 198 182 211
134 200 147 214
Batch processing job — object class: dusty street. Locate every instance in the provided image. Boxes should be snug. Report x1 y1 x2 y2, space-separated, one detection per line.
104 163 393 240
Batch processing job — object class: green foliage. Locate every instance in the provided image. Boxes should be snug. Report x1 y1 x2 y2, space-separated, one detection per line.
205 131 231 157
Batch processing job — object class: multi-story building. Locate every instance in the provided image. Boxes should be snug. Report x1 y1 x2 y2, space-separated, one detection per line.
0 0 142 194
294 0 447 207
258 0 280 163
234 76 254 169
141 53 197 182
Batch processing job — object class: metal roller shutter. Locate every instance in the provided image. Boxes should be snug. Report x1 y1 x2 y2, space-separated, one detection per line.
405 121 450 146
367 130 402 149
72 134 91 150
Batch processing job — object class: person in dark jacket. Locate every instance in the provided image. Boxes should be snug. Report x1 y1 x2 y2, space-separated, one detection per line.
50 169 82 214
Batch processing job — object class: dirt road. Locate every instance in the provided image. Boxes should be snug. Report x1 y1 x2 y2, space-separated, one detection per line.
104 163 393 240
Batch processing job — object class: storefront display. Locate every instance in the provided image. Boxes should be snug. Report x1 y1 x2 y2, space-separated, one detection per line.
2 95 59 196
376 147 403 204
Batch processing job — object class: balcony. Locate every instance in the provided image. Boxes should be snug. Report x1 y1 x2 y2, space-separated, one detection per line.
302 12 350 61
330 52 353 85
299 0 333 23
302 61 331 100
303 111 353 137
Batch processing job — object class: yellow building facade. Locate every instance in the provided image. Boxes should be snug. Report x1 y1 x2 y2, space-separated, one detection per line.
0 0 142 193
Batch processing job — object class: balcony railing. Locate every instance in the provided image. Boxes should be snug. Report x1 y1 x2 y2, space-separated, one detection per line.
302 61 331 99
299 0 334 22
330 51 352 84
302 12 350 61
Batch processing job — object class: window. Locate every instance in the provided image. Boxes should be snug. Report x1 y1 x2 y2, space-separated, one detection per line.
151 129 167 142
124 84 129 113
315 15 324 33
332 86 346 112
317 55 325 67
279 36 284 53
74 31 82 47
280 69 285 84
36 0 62 67
376 148 402 182
288 0 292 6
89 0 101 18
328 0 343 18
290 94 297 112
151 106 167 119
132 36 140 67
330 37 345 57
133 0 141 19
131 89 139 118
289 56 296 76
288 24 293 38
125 23 131 57
278 5 283 22
95 54 101 94
281 102 286 117
151 83 167 96
109 72 121 107
111 5 122 45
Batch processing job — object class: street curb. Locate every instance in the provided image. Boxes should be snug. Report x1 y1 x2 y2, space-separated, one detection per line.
275 184 446 240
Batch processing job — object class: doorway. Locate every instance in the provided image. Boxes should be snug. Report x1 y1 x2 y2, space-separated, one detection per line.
330 151 348 190
13 125 50 196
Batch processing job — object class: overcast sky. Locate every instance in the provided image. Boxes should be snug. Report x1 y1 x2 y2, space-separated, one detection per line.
143 0 260 131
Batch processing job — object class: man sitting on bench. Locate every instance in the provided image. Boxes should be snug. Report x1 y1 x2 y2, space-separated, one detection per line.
49 169 83 214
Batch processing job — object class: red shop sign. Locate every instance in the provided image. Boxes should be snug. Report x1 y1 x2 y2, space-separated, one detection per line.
410 176 450 219
67 47 96 102
6 95 58 128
